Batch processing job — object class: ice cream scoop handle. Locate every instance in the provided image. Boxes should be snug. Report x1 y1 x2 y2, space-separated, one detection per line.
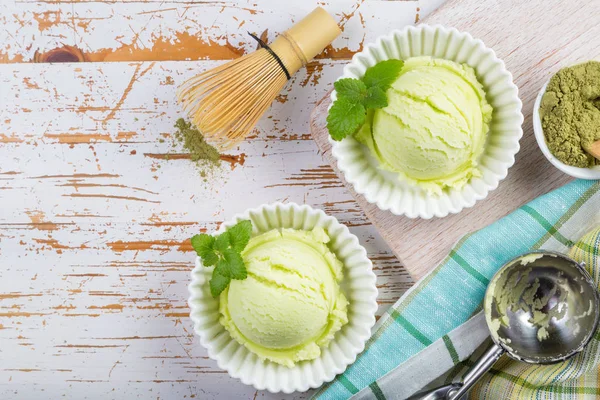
448 343 505 400
407 343 504 400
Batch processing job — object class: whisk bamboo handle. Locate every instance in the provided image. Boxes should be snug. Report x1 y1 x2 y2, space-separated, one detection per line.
269 7 341 76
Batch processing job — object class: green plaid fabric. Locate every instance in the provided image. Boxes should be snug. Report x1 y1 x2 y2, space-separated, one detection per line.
313 180 600 400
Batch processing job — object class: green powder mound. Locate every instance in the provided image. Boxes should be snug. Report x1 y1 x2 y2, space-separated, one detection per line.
174 118 221 165
540 61 600 168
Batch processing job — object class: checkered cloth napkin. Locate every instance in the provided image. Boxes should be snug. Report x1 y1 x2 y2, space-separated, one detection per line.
313 179 600 400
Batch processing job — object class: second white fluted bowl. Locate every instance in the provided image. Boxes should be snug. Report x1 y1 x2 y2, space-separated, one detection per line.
188 202 378 393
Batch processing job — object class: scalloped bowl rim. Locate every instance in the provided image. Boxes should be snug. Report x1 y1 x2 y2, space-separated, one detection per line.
329 24 524 219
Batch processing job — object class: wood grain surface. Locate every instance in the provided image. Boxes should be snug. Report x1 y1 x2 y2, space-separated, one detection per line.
311 0 600 280
0 0 448 398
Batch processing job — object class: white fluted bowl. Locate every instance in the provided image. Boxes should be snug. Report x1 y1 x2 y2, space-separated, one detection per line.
330 24 523 219
188 203 378 393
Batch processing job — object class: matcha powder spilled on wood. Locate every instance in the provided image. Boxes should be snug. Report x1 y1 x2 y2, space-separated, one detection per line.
540 61 600 168
173 119 222 180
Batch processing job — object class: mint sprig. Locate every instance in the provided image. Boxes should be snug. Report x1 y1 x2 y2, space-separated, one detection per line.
362 60 404 91
327 59 404 141
191 220 252 298
334 78 367 103
327 98 366 141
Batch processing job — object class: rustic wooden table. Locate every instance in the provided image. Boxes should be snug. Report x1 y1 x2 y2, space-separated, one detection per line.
0 1 444 398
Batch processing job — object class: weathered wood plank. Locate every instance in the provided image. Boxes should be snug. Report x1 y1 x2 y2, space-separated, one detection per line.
1 0 443 63
0 0 443 397
0 57 413 400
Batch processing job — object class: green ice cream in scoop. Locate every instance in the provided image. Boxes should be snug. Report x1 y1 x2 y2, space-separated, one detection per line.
355 56 493 194
219 227 348 367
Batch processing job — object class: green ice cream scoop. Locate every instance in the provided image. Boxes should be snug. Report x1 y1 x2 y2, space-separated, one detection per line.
219 227 348 368
355 56 493 194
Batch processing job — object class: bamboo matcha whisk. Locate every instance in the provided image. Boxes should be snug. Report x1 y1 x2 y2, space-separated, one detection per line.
177 7 341 150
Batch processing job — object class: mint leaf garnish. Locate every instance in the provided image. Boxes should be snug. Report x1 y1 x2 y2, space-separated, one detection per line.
362 59 404 91
210 269 230 298
327 59 404 141
191 234 218 266
191 220 253 298
214 258 231 278
227 220 252 253
214 231 230 252
222 249 247 280
364 86 388 109
334 78 367 103
327 98 366 141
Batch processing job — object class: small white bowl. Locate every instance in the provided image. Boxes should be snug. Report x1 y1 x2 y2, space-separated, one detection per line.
187 203 378 393
329 25 524 219
533 80 600 179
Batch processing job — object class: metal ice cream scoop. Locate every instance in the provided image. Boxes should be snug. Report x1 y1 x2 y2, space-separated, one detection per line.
410 251 600 400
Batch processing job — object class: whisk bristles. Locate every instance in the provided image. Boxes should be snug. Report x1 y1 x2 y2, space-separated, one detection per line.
177 7 341 150
177 49 288 150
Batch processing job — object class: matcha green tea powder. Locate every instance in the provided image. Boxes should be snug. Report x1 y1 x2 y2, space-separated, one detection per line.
174 118 221 164
171 118 222 181
539 61 600 168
